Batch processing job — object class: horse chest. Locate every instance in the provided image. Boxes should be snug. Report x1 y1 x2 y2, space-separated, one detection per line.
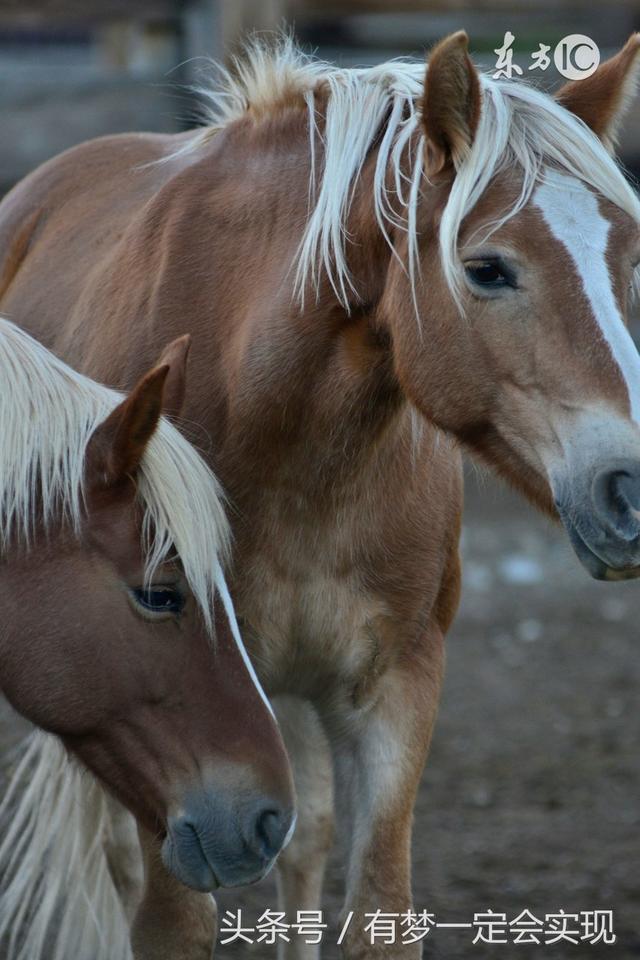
235 534 395 706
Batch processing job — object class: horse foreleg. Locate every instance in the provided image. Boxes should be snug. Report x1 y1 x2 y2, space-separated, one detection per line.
131 826 217 960
329 624 444 960
273 695 335 960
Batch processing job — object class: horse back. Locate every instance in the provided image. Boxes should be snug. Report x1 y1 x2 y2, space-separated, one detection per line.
0 131 193 374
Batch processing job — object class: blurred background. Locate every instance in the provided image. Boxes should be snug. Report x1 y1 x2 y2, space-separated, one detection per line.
1 0 640 189
1 1 640 958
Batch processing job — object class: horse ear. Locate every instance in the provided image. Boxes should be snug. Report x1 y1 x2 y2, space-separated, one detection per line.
88 364 169 486
556 34 640 152
421 31 482 177
155 334 191 420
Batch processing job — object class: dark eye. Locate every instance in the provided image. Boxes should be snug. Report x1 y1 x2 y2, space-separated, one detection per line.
130 586 185 617
465 259 514 289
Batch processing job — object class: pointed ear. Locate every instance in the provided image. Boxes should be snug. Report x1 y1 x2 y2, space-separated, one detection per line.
155 334 191 420
88 364 169 486
421 31 482 177
556 34 640 152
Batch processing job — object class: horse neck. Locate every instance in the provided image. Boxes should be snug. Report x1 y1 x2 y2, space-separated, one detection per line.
218 128 414 500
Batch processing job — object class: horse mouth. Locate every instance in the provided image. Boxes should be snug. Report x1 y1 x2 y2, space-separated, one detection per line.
162 824 220 892
561 514 640 582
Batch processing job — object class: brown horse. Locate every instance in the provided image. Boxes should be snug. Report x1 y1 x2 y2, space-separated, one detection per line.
0 319 294 959
1 28 640 960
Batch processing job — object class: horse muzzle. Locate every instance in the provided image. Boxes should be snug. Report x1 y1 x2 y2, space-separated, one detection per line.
554 458 640 581
162 788 296 891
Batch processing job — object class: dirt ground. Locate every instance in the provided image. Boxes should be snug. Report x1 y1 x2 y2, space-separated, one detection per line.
1 465 639 960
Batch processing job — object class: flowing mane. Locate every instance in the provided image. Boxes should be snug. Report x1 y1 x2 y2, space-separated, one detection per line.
0 317 229 631
179 37 640 309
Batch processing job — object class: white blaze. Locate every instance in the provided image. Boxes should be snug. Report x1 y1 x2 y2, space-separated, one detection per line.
216 567 275 718
533 168 640 422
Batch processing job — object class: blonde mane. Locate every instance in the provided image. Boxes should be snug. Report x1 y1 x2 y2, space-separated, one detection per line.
181 36 640 310
0 317 229 632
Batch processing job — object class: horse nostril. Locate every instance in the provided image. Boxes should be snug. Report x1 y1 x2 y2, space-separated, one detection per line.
249 806 288 861
592 463 640 538
615 471 640 513
258 810 279 844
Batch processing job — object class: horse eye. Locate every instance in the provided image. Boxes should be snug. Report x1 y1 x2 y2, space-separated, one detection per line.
131 586 185 617
465 261 509 287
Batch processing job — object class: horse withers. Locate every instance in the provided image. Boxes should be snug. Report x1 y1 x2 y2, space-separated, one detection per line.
0 319 294 958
